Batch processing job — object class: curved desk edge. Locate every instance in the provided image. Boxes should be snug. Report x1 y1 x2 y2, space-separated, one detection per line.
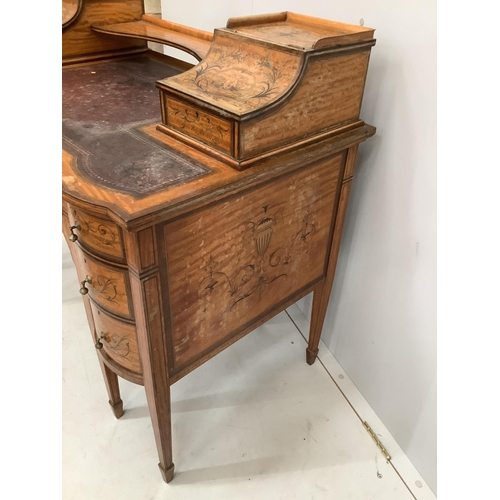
91 15 213 62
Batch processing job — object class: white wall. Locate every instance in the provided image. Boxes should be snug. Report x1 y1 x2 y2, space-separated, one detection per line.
144 0 163 53
161 1 437 493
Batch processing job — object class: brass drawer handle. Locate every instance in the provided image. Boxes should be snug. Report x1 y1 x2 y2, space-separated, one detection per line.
79 276 92 295
68 222 81 242
95 332 106 350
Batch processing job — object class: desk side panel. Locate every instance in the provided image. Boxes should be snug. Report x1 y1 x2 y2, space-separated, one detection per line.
240 50 371 159
163 155 342 373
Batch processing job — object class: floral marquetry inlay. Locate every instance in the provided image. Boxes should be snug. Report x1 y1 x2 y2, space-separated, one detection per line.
79 215 119 250
71 208 124 260
167 98 232 153
92 275 120 305
101 332 131 359
198 205 319 313
81 255 132 319
161 33 301 116
165 156 342 368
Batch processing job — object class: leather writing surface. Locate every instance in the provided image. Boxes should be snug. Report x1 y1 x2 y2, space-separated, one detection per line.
62 57 210 198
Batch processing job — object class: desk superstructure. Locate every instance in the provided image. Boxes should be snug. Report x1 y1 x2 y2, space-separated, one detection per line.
62 1 376 483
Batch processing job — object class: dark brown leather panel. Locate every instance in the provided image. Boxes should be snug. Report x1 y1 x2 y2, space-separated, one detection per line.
62 56 210 198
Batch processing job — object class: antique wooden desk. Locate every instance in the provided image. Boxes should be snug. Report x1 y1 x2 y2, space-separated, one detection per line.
62 1 376 483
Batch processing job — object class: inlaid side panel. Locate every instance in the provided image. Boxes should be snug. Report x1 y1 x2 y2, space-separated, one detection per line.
164 155 343 370
240 50 370 158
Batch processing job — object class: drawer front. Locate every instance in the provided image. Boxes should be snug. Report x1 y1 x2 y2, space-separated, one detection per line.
68 206 125 262
91 303 141 375
165 96 233 154
80 252 133 320
164 155 343 370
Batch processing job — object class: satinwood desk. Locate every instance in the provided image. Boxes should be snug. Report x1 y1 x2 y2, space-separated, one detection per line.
62 3 376 482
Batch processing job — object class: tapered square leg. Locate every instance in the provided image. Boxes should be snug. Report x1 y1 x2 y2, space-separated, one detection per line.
306 346 319 365
159 462 175 483
98 353 124 418
306 146 357 365
129 267 175 483
306 283 326 365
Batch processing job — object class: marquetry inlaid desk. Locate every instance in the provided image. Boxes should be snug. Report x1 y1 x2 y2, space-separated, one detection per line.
62 2 376 483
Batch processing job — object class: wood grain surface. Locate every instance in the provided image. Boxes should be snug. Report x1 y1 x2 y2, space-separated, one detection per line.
91 303 141 375
62 0 82 29
91 15 213 61
159 31 302 116
129 272 175 482
63 0 146 64
62 54 375 227
79 251 133 319
68 206 125 262
227 12 375 49
233 20 372 50
63 119 375 229
308 176 354 364
156 24 374 165
97 355 124 418
164 154 343 371
165 97 233 154
62 10 377 485
240 50 371 157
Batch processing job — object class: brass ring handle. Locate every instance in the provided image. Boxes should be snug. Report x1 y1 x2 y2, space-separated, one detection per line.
68 222 81 242
95 332 106 350
79 276 92 295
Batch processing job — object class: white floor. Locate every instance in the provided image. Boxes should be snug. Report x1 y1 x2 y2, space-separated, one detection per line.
63 238 436 499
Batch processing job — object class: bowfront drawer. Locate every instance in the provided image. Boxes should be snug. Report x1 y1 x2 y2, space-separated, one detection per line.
91 303 141 376
67 206 125 263
79 251 133 320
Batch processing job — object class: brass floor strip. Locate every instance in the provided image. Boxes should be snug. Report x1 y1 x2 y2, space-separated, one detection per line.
284 309 418 500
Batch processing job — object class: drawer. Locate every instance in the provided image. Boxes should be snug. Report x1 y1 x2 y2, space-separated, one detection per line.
79 251 133 320
91 303 141 375
68 206 125 262
165 96 233 155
